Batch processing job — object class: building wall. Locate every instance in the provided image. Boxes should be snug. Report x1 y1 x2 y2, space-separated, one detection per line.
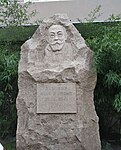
24 0 121 23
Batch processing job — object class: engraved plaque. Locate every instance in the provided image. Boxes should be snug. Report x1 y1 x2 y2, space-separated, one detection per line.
37 83 77 113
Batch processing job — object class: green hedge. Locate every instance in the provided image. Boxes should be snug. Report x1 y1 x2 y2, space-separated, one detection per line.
0 26 38 43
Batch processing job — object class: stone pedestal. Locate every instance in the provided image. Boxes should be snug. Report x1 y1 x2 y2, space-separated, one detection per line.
16 14 101 150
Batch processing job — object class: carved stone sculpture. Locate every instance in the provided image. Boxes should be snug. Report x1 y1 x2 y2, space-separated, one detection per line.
44 24 74 65
16 14 101 150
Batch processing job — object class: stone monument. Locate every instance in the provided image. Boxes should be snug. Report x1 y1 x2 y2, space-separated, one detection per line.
16 14 101 150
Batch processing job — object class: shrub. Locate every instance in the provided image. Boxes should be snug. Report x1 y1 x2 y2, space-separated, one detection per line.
0 44 20 138
0 0 38 139
86 22 121 141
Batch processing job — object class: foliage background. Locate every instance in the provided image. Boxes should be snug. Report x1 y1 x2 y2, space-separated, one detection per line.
76 21 121 143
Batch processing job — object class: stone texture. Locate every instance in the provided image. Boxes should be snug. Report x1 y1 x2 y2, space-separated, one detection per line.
16 14 101 150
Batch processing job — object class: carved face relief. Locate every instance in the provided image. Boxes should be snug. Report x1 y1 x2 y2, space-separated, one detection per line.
47 25 67 52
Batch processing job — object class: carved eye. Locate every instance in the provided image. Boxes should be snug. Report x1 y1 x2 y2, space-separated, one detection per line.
58 31 63 37
50 33 55 38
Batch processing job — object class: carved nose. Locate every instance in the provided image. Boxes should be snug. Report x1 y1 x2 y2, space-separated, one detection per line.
54 35 59 40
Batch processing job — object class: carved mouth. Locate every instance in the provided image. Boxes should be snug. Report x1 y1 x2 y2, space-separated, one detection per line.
51 42 63 45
